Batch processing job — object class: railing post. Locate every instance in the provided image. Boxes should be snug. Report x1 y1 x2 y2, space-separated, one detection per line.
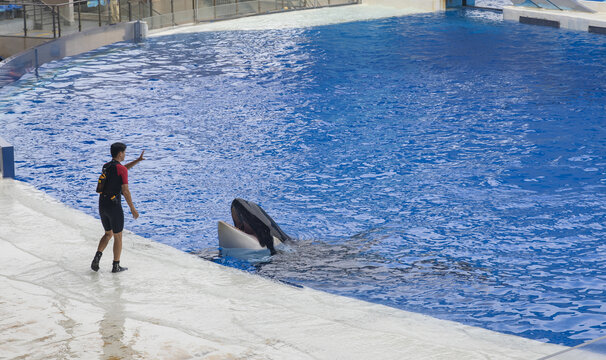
236 0 238 15
149 0 153 18
78 0 82 31
192 0 196 22
128 0 132 21
23 4 27 37
52 6 57 38
258 0 260 13
213 0 215 19
170 0 174 25
98 0 102 26
57 5 61 37
0 138 15 179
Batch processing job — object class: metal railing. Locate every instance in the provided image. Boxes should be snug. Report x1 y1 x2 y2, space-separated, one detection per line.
0 0 155 38
1 0 358 38
142 0 358 30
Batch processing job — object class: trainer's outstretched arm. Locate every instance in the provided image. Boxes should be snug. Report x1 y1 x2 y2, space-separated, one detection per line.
125 150 145 170
121 184 139 219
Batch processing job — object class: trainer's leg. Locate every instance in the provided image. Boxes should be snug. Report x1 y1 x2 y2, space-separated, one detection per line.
113 231 123 261
111 231 128 273
97 230 113 252
91 230 113 271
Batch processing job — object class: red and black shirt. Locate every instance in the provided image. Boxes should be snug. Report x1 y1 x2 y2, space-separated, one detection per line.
101 160 128 198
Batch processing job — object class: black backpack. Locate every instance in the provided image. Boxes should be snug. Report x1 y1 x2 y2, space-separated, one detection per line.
96 161 117 194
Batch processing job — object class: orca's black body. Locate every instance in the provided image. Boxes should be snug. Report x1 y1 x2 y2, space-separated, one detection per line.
230 198 291 255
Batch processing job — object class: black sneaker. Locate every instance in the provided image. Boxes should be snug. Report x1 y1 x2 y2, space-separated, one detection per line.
91 251 102 272
112 261 128 273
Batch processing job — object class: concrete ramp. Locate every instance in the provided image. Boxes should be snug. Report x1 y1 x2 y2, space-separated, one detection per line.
0 179 567 359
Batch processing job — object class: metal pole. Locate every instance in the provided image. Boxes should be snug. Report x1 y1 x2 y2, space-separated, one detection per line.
22 4 27 37
213 0 215 19
98 0 102 26
118 0 122 22
258 0 260 13
170 0 174 25
78 0 81 31
128 1 132 21
57 5 61 37
236 0 238 15
192 0 196 22
52 6 57 38
149 0 152 18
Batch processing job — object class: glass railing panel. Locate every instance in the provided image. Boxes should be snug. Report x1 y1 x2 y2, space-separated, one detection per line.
0 3 25 36
259 0 282 12
195 4 215 21
234 0 258 15
173 8 194 24
1 0 359 39
25 5 57 38
213 2 236 18
142 12 173 29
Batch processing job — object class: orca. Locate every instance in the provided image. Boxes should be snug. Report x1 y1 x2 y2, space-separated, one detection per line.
218 198 291 255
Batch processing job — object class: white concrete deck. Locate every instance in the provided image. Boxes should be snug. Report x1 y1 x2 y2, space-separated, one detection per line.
0 179 567 359
149 3 433 36
504 2 606 33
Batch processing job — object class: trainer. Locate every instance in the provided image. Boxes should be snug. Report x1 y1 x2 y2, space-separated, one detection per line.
91 142 144 273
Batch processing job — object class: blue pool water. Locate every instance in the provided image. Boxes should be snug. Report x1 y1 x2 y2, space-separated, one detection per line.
1 10 605 346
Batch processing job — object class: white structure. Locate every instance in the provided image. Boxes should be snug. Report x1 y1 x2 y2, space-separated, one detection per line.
504 0 606 34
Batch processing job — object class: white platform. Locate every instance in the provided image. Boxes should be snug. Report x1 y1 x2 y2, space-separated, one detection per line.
504 2 606 33
150 3 436 36
0 179 567 358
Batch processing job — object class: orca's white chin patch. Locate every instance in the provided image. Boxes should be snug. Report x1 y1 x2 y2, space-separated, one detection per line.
218 221 282 250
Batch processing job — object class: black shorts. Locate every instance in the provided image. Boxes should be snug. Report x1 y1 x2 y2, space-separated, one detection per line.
99 196 124 233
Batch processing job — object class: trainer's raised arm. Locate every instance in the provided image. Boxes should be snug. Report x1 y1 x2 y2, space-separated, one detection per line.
125 150 145 170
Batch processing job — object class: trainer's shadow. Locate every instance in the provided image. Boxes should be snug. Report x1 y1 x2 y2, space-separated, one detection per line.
98 276 137 359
